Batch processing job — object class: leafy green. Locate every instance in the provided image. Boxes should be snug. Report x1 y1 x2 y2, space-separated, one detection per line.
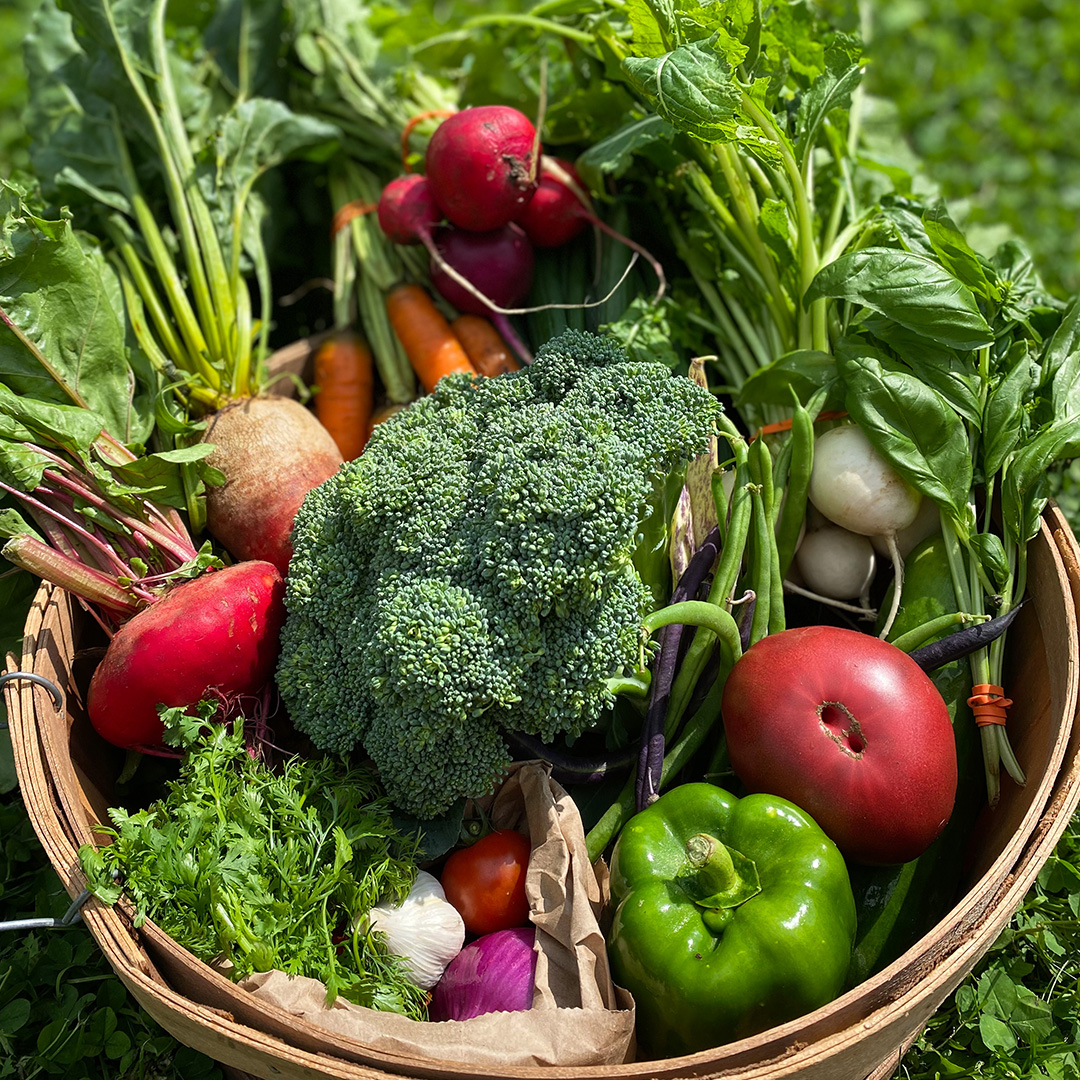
0 179 155 446
80 706 428 1014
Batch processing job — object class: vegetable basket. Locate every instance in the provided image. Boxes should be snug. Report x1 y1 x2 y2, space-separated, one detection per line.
7 504 1080 1080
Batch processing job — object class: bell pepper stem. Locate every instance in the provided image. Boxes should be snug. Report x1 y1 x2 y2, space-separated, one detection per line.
687 833 738 894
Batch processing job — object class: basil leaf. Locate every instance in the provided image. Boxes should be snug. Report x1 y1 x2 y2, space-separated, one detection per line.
736 350 841 409
968 532 1011 592
1043 298 1080 417
1001 420 1080 544
839 351 972 519
622 40 742 143
922 201 1003 305
983 348 1036 481
857 316 982 426
807 248 995 350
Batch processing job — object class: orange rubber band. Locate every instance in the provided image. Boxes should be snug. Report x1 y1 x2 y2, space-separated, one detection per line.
751 410 849 441
968 683 1013 727
331 199 377 238
400 109 457 172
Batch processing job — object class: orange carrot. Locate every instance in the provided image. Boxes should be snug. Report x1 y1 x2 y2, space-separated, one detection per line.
385 284 477 393
311 331 375 461
371 402 408 427
451 314 521 377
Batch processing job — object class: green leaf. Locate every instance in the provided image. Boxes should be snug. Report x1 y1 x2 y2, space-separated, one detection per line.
622 39 743 143
577 115 675 180
839 351 973 519
983 348 1036 481
0 180 153 443
807 247 995 350
979 1012 1016 1052
795 54 862 167
1044 298 1080 418
922 201 1003 304
0 508 44 543
1002 420 1080 544
856 318 982 427
0 999 32 1036
968 533 1010 591
736 349 842 409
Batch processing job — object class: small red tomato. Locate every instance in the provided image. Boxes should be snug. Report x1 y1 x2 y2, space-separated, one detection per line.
441 829 532 935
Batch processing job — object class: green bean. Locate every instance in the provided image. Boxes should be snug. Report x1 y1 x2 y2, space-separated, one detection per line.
775 398 814 578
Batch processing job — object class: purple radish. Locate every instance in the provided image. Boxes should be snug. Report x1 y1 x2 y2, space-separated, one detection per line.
429 223 535 316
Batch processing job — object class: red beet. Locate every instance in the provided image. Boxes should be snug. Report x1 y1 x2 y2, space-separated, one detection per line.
425 106 540 233
87 561 287 750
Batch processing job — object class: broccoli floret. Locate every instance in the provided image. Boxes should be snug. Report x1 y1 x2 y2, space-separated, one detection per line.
277 330 721 819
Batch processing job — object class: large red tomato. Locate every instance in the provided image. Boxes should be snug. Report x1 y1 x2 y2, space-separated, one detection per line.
440 829 531 935
720 626 958 865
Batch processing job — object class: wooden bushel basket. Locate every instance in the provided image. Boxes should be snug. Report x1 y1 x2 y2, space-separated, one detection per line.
7 506 1080 1080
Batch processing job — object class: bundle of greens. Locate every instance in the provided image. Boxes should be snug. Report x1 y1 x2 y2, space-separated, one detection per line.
80 703 428 1014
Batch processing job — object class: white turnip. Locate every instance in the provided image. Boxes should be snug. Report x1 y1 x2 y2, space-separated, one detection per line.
807 424 922 638
795 525 877 603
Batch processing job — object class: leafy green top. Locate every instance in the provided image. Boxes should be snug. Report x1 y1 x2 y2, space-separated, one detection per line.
79 704 427 1014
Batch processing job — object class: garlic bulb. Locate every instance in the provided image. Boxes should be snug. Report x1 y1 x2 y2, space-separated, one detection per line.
367 870 465 990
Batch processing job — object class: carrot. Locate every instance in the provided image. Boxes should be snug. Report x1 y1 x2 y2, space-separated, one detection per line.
371 402 408 426
311 331 375 461
385 283 477 393
450 314 521 377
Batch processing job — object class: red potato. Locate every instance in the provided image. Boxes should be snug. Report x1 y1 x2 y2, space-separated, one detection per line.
424 106 539 233
87 560 287 749
202 396 344 577
720 625 958 866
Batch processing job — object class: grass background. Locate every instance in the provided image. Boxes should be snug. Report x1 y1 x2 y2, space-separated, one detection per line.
3 1 1080 1076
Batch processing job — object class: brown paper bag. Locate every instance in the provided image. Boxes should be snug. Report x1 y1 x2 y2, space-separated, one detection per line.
239 761 636 1067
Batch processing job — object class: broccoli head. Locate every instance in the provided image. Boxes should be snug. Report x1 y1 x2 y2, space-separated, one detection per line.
276 329 721 819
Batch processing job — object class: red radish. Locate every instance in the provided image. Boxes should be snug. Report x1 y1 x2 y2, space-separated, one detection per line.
87 561 287 749
428 224 535 317
517 156 668 297
516 158 591 249
201 396 344 577
377 174 443 245
425 106 540 233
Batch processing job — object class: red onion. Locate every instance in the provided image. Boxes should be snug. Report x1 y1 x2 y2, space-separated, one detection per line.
429 926 537 1022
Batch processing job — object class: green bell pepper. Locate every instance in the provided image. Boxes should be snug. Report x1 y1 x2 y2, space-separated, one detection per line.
607 782 856 1059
